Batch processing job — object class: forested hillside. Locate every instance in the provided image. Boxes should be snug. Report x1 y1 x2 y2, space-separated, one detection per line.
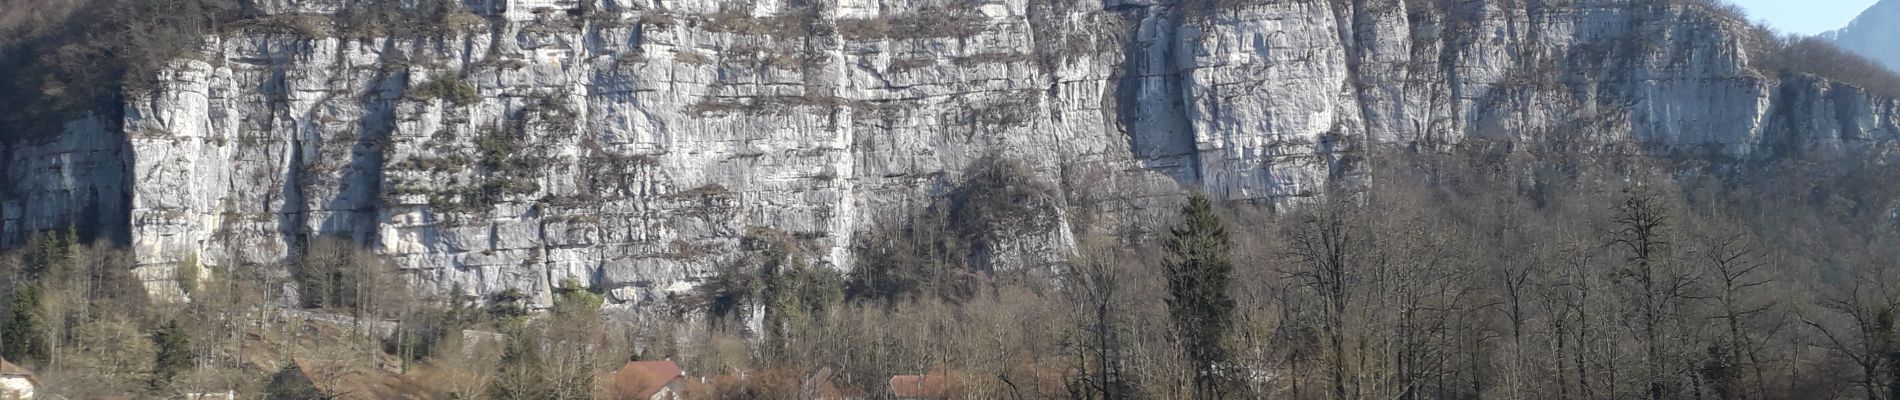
7 146 1900 399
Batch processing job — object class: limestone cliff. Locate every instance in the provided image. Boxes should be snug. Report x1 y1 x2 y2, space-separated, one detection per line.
4 0 1897 305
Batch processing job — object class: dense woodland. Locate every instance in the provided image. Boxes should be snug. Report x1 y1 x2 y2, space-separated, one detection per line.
3 145 1900 399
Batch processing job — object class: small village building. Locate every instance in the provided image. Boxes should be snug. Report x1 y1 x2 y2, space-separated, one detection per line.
601 360 686 400
888 372 961 400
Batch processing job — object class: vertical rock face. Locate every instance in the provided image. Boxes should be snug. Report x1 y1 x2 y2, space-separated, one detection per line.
1 117 128 245
4 0 1899 305
1826 0 1900 73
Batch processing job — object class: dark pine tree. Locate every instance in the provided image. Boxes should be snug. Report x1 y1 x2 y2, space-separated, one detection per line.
1162 194 1237 399
0 285 48 367
489 323 550 400
151 319 194 387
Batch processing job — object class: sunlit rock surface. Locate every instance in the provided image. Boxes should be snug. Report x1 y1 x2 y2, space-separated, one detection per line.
5 0 1897 305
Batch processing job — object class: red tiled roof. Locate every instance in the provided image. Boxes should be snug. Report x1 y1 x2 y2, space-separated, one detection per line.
888 372 958 399
606 360 684 398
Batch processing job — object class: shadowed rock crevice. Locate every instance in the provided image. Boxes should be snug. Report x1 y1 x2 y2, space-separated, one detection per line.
1114 2 1203 190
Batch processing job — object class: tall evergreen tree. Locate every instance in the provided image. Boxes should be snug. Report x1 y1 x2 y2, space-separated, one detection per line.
1162 194 1237 399
489 322 549 400
150 319 194 387
0 285 48 366
26 229 72 279
264 364 324 399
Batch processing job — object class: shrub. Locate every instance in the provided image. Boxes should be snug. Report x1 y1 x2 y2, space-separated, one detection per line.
1671 0 1750 23
409 73 481 106
552 278 604 315
475 129 515 165
524 92 579 134
227 14 334 37
701 8 820 38
333 0 472 38
488 288 530 319
673 49 714 65
887 58 936 73
638 12 678 30
174 253 200 296
836 6 986 41
442 10 486 32
725 45 805 70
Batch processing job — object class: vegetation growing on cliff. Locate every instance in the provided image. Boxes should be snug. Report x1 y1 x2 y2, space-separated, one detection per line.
0 0 236 142
1751 35 1900 97
407 73 481 107
0 0 489 143
835 5 987 41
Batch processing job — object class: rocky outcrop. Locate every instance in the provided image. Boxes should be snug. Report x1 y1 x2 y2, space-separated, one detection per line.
5 0 1899 306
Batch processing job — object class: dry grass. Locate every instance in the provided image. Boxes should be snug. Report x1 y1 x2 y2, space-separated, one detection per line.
443 11 486 32
673 49 714 65
836 6 986 41
226 14 335 37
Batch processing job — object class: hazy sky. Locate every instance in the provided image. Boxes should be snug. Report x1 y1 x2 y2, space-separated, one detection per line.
1730 0 1880 35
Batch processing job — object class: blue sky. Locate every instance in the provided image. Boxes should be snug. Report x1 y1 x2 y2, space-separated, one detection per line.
1730 0 1880 35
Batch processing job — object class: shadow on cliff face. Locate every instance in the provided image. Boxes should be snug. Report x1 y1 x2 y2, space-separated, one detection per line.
279 49 404 262
326 62 403 247
0 115 131 248
1112 2 1203 190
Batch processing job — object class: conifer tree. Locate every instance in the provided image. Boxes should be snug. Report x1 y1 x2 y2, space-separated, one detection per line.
1162 194 1237 399
0 285 48 366
265 364 323 399
489 322 549 400
150 319 193 386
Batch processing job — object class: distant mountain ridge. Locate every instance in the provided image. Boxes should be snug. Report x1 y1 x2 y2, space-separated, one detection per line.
1825 0 1900 72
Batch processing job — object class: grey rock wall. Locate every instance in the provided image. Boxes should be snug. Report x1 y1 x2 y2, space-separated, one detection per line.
5 0 1899 306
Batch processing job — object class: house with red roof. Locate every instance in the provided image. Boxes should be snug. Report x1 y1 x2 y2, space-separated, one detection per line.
601 360 686 400
888 372 961 400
